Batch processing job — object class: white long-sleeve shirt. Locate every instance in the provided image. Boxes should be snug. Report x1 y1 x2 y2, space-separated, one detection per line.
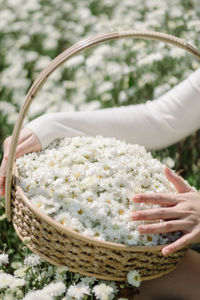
27 68 200 151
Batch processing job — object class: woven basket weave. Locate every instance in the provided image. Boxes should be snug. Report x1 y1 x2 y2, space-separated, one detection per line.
5 31 200 282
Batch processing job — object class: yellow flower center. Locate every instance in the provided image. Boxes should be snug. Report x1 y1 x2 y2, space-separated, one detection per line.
74 173 80 178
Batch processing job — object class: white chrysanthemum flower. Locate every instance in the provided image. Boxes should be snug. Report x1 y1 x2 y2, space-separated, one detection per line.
34 56 51 71
23 282 66 300
0 101 16 115
55 266 68 281
55 212 83 232
140 233 159 246
0 273 13 289
9 277 25 290
24 254 43 267
14 267 28 278
105 281 119 295
97 81 113 94
92 283 114 300
67 283 90 300
2 293 15 300
11 261 23 270
138 53 163 66
0 272 24 291
61 296 73 300
0 253 9 266
66 55 84 68
80 276 97 285
162 157 175 169
154 83 171 98
123 230 140 246
42 282 67 297
23 290 53 300
127 270 141 287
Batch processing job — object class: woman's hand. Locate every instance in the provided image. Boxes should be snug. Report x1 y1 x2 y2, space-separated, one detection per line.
0 128 42 196
131 167 200 255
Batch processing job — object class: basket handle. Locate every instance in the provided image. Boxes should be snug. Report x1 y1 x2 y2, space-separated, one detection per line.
5 30 200 221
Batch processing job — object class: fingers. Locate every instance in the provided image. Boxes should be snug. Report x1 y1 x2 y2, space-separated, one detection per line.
137 220 191 234
0 158 7 196
134 193 178 206
131 207 188 221
164 166 192 193
131 167 198 255
162 232 197 255
133 167 193 207
2 128 33 160
15 134 41 158
0 129 42 196
18 127 33 144
0 139 10 195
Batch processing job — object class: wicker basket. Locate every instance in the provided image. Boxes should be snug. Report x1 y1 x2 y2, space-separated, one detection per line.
5 31 200 282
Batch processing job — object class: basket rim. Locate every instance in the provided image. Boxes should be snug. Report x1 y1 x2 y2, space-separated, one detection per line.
13 163 174 253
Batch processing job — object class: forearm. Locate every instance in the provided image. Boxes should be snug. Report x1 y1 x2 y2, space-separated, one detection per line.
26 68 200 150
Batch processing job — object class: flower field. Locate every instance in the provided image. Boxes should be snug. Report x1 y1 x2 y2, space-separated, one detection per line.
0 0 200 299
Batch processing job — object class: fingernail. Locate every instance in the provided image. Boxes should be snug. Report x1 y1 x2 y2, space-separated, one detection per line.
131 213 140 219
167 168 174 174
162 248 170 255
134 195 141 202
138 226 145 233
